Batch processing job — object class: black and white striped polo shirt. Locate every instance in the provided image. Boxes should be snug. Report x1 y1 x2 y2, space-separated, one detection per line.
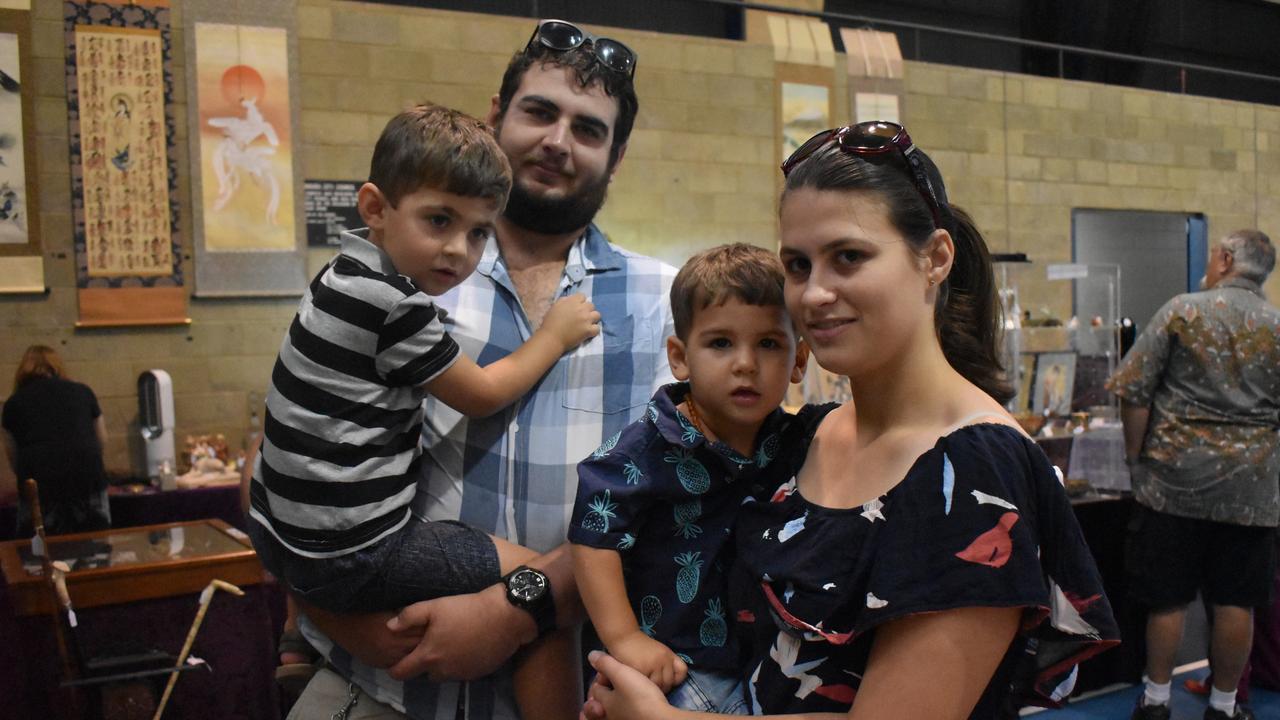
249 229 459 558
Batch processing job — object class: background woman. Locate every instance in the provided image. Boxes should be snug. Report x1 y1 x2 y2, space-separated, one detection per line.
1 345 111 535
584 122 1119 720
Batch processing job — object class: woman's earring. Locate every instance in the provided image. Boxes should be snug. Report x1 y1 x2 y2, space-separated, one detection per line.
928 277 936 286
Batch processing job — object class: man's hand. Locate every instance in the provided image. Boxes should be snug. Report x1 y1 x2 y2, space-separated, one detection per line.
301 603 421 669
386 583 535 681
608 631 687 693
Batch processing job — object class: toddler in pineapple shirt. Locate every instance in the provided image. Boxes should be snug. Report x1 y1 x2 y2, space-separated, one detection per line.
569 382 794 713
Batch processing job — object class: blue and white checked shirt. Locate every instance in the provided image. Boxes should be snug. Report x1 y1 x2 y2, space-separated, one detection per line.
302 224 677 718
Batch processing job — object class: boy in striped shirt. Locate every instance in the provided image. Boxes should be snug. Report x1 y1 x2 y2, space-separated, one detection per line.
247 105 597 707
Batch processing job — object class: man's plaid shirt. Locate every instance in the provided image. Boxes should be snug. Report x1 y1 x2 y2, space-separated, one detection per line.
303 224 677 718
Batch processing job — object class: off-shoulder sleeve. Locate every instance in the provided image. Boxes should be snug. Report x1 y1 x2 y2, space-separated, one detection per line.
851 426 1120 707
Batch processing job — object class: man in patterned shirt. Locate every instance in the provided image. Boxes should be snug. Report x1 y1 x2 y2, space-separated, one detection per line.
288 19 677 720
1111 229 1279 720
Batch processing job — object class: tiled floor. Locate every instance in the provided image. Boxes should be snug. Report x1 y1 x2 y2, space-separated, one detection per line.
1027 666 1280 719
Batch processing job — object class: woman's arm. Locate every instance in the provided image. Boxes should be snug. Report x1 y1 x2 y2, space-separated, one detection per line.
584 605 1020 720
0 428 18 504
849 606 1021 720
584 651 844 720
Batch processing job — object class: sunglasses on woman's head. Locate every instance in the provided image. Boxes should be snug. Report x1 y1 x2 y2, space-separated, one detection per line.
781 121 947 230
525 19 638 79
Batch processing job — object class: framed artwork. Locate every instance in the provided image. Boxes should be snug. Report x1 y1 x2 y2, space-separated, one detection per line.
65 0 188 326
1011 352 1036 413
183 0 306 297
780 82 829 164
193 22 294 253
0 18 34 248
1033 352 1077 416
76 25 171 280
0 8 44 293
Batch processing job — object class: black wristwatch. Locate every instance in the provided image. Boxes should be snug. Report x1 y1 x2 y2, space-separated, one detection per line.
502 565 556 637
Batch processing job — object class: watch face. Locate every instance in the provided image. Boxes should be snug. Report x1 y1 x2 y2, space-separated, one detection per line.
509 568 547 602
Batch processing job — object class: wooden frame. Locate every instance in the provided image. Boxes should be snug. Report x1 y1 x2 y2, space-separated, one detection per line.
1033 351 1077 416
0 7 43 291
1012 351 1037 413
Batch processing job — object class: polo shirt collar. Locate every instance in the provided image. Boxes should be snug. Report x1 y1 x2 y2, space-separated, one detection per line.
651 382 789 470
339 228 399 278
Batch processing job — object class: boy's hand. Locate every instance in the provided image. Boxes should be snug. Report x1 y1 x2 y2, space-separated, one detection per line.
608 630 688 693
540 294 601 351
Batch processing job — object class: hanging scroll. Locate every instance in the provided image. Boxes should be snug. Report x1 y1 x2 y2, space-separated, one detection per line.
185 0 305 297
66 0 186 326
0 7 44 293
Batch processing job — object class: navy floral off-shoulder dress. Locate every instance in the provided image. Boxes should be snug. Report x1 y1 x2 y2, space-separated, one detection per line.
731 404 1120 718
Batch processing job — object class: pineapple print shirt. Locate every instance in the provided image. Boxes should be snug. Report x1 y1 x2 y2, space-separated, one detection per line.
1107 277 1280 527
733 404 1120 717
569 382 794 672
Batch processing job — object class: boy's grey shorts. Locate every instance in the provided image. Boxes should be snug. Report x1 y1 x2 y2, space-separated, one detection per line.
249 515 501 613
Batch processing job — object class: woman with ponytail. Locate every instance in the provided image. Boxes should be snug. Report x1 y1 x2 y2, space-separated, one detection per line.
583 123 1118 720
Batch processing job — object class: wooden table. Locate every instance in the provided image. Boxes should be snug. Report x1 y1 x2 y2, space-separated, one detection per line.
0 518 262 616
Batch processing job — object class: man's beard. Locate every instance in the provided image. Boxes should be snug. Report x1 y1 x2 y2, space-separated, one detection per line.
502 171 610 236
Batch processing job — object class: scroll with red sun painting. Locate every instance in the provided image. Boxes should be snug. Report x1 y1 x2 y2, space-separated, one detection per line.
189 21 305 297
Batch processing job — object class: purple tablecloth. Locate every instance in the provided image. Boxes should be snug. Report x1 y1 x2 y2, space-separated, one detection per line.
0 484 245 542
107 484 245 531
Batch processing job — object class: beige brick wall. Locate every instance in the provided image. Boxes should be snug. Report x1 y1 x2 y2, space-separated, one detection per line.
905 62 1280 317
2 1 1277 480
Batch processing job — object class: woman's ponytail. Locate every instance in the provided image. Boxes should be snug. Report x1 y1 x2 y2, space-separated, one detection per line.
936 205 1013 404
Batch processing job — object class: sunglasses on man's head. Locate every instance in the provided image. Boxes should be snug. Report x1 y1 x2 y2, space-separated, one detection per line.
525 19 637 79
781 121 947 230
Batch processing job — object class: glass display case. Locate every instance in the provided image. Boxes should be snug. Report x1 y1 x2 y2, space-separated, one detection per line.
0 519 259 615
996 259 1129 495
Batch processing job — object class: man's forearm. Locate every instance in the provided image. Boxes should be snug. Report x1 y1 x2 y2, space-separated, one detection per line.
1120 401 1151 463
522 542 585 631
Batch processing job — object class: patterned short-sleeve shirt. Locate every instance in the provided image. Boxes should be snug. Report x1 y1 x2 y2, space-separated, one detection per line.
250 229 459 558
301 224 677 719
1107 278 1280 527
570 383 793 672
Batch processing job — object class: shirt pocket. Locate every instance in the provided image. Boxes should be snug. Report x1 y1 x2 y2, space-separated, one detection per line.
561 313 653 415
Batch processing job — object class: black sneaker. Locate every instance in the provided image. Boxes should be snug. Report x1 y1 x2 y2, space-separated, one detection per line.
1204 705 1256 720
1131 701 1171 720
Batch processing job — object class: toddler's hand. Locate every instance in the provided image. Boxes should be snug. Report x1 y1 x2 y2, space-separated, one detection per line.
541 294 601 351
609 631 688 693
